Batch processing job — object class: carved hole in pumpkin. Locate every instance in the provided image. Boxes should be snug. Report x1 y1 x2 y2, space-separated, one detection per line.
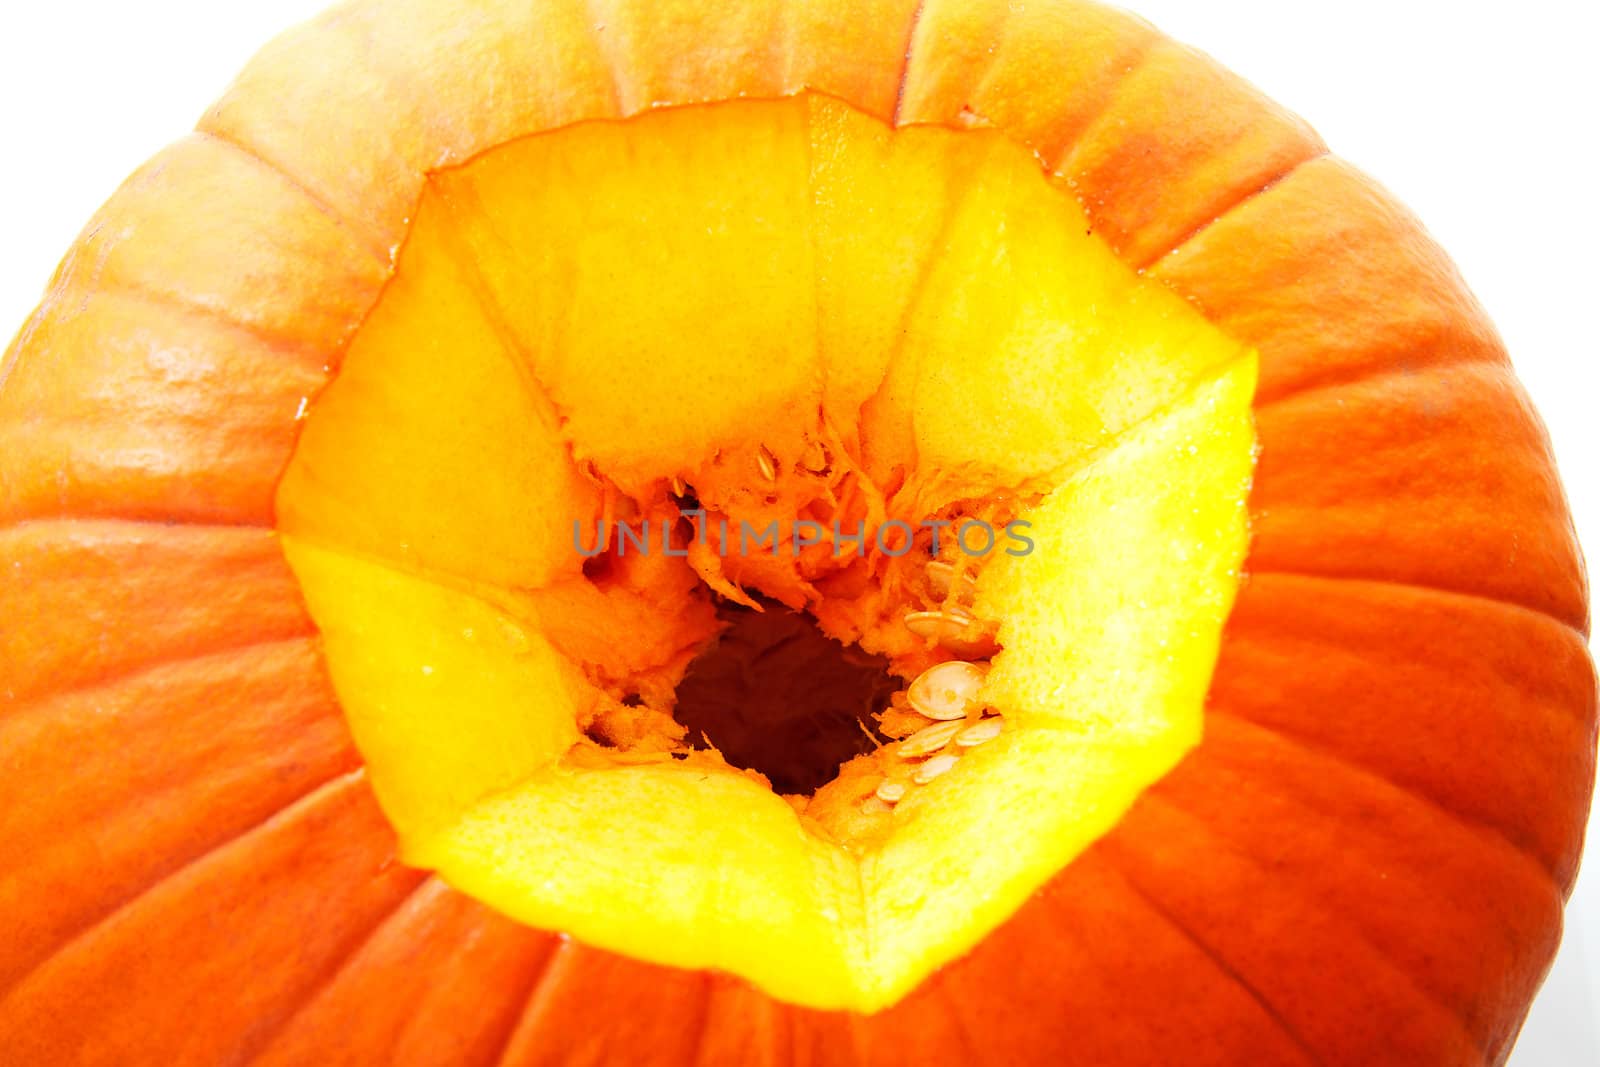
272 93 1260 1011
673 597 895 795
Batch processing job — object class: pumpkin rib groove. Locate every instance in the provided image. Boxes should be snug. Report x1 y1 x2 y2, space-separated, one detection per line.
1248 349 1506 427
1119 822 1491 1065
1020 858 1326 1067
1052 38 1328 266
1061 37 1164 170
1249 353 1511 417
239 883 563 1067
83 278 332 372
1045 39 1173 180
774 4 798 95
196 129 395 268
0 602 314 704
0 773 425 1065
1251 567 1589 642
581 0 635 115
237 876 446 1066
45 134 390 364
1172 724 1563 1006
681 973 718 1067
0 287 328 531
972 5 1166 175
1204 703 1569 888
0 427 311 532
462 935 565 1067
470 945 564 1067
966 14 1164 171
0 281 337 528
1212 571 1595 887
875 906 1069 1065
0 489 289 531
840 1009 871 1067
0 521 318 706
90 270 368 371
0 637 360 998
1132 149 1330 273
1159 785 1505 1062
0 515 281 540
0 768 372 1007
932 981 989 1064
1095 847 1335 1067
491 948 723 1066
1148 157 1509 411
492 938 579 1067
888 0 927 127
1244 360 1587 634
724 991 787 1067
696 985 791 1067
1113 800 1492 1066
1226 570 1594 713
1040 47 1161 178
1155 730 1561 1054
0 513 279 539
1254 570 1591 670
0 632 319 723
734 991 789 1067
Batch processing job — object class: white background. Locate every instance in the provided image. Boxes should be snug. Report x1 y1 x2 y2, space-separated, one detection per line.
1 1 1595 1061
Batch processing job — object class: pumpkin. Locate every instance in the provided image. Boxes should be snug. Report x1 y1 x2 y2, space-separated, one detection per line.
0 0 1592 1063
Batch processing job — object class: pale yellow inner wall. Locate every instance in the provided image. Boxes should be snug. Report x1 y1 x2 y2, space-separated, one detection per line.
276 94 1257 1012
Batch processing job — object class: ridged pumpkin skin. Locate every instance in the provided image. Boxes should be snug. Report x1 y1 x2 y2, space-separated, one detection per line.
0 0 1592 1064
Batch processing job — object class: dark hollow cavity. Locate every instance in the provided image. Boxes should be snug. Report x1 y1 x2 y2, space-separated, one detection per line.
673 598 897 795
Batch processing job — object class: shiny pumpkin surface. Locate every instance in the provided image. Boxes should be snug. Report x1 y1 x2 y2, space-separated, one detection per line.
0 0 1592 1063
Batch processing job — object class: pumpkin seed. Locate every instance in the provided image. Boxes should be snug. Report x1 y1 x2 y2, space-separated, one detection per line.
925 560 978 602
756 447 777 481
875 780 908 803
904 608 998 657
907 660 987 721
859 796 893 815
955 717 1003 747
898 719 963 757
903 608 975 641
913 752 960 784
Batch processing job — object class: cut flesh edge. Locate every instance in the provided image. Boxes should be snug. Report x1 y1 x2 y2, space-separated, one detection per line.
276 93 1258 1011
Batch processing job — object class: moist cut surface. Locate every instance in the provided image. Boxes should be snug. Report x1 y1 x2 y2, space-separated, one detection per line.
275 92 1257 1010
